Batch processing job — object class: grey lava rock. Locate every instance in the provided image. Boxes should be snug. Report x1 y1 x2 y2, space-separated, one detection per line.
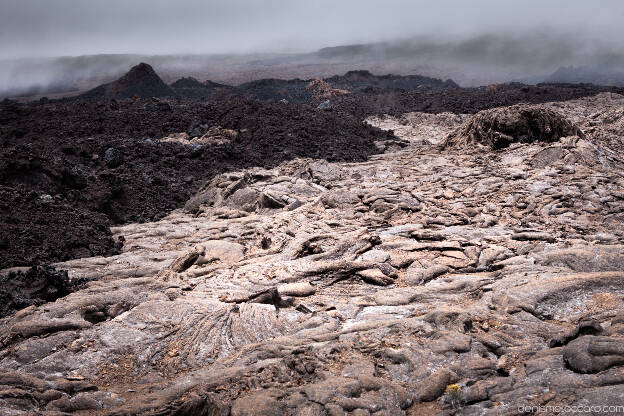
563 336 624 373
317 99 332 111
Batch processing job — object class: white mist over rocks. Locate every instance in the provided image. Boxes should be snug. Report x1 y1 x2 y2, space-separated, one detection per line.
1 0 623 58
1 0 624 96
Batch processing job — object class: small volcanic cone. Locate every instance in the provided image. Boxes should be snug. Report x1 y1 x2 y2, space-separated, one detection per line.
443 104 584 149
82 63 174 99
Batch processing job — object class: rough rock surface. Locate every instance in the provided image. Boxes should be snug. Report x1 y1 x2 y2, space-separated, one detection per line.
0 266 83 319
443 104 584 149
332 83 624 119
2 93 624 415
0 98 392 266
2 75 621 268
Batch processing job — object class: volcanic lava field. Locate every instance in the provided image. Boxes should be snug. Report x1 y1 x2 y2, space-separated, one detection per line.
2 63 624 415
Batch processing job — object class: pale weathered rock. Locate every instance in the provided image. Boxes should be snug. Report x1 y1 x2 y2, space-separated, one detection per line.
231 391 285 416
278 282 316 297
357 268 394 286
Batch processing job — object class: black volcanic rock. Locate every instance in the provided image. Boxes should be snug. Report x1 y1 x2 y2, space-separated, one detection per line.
235 78 312 102
325 70 457 91
170 77 232 99
0 184 120 267
81 63 174 99
231 71 458 102
204 80 230 88
2 79 622 267
330 82 624 119
337 70 379 82
171 77 209 89
0 266 82 318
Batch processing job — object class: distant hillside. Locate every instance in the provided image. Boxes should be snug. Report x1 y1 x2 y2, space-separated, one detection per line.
78 64 459 102
325 70 458 90
80 62 174 99
545 66 624 86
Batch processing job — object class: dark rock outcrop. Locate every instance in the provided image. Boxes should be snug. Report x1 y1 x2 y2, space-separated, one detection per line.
170 77 208 89
81 63 174 99
0 266 80 318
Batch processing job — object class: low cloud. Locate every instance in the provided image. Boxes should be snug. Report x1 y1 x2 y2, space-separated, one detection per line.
1 0 624 95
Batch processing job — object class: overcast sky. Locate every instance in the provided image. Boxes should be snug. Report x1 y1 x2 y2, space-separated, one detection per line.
1 0 623 59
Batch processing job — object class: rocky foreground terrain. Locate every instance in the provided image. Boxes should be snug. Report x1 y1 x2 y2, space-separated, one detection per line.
1 92 624 415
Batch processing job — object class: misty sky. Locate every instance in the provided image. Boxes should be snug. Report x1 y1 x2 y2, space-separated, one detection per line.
1 0 624 59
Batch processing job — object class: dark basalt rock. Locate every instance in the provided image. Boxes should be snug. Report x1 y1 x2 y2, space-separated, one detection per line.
563 336 624 373
103 147 123 168
81 63 174 99
0 266 82 318
0 185 120 267
170 77 208 89
1 92 624 415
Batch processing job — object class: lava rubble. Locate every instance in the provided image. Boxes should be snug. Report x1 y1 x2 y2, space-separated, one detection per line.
1 91 624 415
